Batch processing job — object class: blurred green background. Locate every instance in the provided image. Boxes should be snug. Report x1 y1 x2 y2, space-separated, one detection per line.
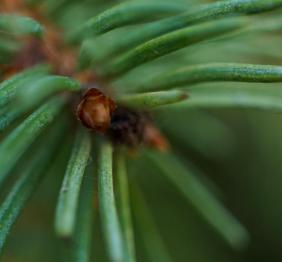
2 0 282 261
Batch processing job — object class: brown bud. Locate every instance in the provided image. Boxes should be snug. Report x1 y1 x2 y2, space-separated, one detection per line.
76 88 116 133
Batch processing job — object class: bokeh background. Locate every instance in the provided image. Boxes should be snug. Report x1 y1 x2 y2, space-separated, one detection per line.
1 0 282 261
